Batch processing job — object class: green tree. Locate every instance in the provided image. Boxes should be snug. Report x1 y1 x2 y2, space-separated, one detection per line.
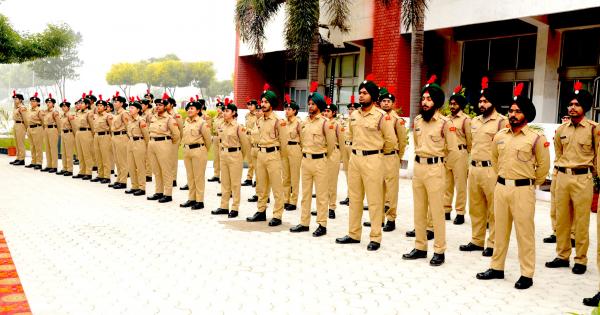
207 80 233 98
186 61 216 90
29 31 82 101
0 15 76 64
145 60 187 97
106 62 142 98
401 0 428 122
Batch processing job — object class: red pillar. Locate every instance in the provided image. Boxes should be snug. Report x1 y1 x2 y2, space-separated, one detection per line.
234 32 266 109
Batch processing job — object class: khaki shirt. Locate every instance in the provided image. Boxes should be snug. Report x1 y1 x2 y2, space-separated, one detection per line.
13 104 28 125
148 112 181 143
182 116 211 147
220 119 251 158
555 118 599 169
348 105 396 152
109 108 131 132
470 110 508 162
245 111 258 142
492 125 550 185
43 110 60 128
256 111 288 149
286 116 301 143
127 116 149 142
388 111 408 158
447 111 473 152
60 112 75 132
213 116 224 137
75 109 94 131
300 114 336 156
93 112 112 133
167 109 184 135
27 107 43 126
413 111 458 158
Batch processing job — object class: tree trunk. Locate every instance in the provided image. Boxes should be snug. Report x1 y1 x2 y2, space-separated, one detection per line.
409 8 425 124
308 32 319 87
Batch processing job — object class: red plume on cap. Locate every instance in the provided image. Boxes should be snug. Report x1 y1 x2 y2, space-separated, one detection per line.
216 98 221 103
263 83 270 92
245 96 251 102
481 77 489 90
189 97 194 102
387 85 396 95
82 93 86 99
146 89 150 94
49 93 53 98
513 82 524 98
12 90 16 97
284 93 291 104
309 81 318 93
34 92 38 98
426 75 437 85
350 95 355 104
196 95 200 101
115 91 120 97
63 98 67 102
99 94 103 100
136 96 141 101
129 96 134 102
574 81 583 92
453 84 462 95
88 90 93 96
225 97 231 106
365 73 375 82
162 93 169 100
325 96 332 106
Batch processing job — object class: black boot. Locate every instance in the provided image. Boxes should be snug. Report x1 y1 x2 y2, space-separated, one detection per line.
246 211 266 222
339 197 349 205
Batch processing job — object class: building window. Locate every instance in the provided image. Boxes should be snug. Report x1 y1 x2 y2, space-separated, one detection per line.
562 29 600 67
463 35 537 73
325 53 359 104
285 60 308 80
285 87 308 112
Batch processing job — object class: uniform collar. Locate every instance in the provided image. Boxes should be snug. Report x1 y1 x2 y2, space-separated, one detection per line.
186 116 199 123
452 111 465 119
568 117 590 128
287 115 297 123
481 110 499 123
359 105 377 116
508 124 531 136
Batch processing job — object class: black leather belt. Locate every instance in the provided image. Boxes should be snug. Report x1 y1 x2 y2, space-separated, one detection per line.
497 176 534 186
471 160 492 167
152 136 172 141
96 131 109 136
132 136 144 141
303 153 326 159
222 147 241 152
185 143 204 149
62 129 73 133
458 144 467 150
29 124 41 128
79 127 91 131
288 141 299 145
15 121 23 124
259 146 279 153
352 149 383 156
385 150 398 156
46 125 57 128
556 166 591 175
112 131 126 136
415 156 444 164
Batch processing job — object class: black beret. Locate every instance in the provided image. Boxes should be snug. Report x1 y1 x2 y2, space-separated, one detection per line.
569 82 593 113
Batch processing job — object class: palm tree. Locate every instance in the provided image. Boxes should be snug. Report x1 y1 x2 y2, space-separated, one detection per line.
235 0 428 119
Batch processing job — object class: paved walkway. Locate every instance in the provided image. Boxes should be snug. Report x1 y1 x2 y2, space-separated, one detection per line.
0 154 596 314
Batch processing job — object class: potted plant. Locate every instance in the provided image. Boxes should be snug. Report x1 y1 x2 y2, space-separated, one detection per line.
592 176 600 213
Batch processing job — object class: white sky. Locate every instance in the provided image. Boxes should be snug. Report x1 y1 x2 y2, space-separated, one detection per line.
0 0 236 100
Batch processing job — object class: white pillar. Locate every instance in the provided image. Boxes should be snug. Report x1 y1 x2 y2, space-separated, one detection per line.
531 25 561 123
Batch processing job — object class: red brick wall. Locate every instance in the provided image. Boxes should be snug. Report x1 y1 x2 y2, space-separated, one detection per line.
234 32 265 109
372 0 411 115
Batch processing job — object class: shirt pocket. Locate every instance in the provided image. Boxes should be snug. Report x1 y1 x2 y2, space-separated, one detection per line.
312 130 324 144
578 138 593 154
190 128 200 137
516 143 533 162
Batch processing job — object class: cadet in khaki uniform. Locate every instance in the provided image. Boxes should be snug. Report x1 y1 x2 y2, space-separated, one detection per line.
41 94 60 173
141 97 154 182
402 76 458 265
212 103 250 218
247 106 263 203
165 97 183 187
323 102 342 219
336 77 396 251
477 84 550 290
147 97 181 203
73 96 95 180
290 86 336 237
243 99 259 186
57 100 75 176
107 93 131 189
179 100 211 210
377 89 407 232
25 93 44 169
92 97 113 184
281 96 302 211
86 93 99 173
10 92 28 166
459 78 507 257
208 102 225 183
443 86 472 224
545 82 598 275
246 84 289 226
340 97 359 206
124 100 149 196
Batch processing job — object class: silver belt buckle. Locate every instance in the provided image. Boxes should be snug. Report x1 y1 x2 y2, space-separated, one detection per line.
505 179 516 186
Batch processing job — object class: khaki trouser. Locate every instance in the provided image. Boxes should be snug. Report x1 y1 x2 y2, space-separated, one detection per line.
91 133 97 170
348 153 384 243
413 162 446 253
300 155 329 227
94 134 113 179
61 131 75 172
550 169 575 237
251 146 258 190
212 136 221 177
444 149 468 215
171 140 179 183
14 123 26 160
555 171 592 265
127 138 147 190
44 127 59 168
384 153 400 222
220 149 243 210
327 148 341 211
256 149 285 219
148 140 174 196
491 183 536 278
468 166 496 248
342 143 351 197
246 145 255 181
145 150 153 177
75 130 94 175
27 126 44 165
112 134 129 184
183 146 208 202
282 144 302 206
